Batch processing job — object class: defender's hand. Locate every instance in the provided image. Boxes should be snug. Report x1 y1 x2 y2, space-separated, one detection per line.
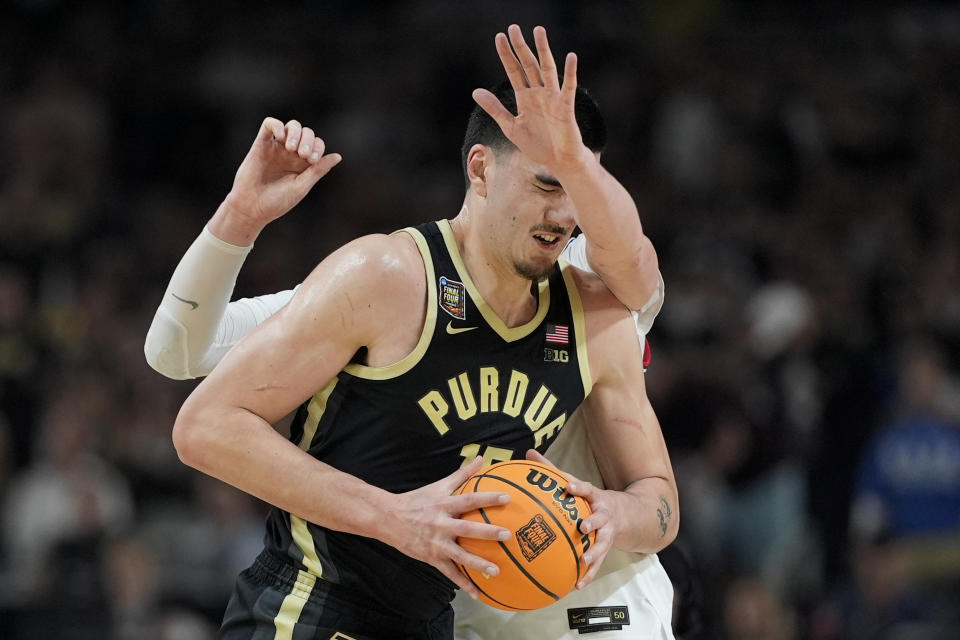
387 457 512 599
220 118 342 237
525 449 615 590
472 25 589 173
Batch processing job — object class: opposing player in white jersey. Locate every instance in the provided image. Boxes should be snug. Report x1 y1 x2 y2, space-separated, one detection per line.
145 25 675 639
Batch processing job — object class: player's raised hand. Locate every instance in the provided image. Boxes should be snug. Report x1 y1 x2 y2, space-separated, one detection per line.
387 456 512 599
472 25 587 173
221 118 342 233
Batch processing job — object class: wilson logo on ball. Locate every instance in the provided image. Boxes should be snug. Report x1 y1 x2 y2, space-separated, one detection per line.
524 469 582 522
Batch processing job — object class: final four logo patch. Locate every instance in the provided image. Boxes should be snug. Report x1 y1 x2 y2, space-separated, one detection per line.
439 276 466 320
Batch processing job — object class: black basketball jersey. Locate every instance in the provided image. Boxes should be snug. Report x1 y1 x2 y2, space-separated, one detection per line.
262 219 593 620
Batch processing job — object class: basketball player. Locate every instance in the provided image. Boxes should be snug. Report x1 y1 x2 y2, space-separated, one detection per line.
148 26 677 639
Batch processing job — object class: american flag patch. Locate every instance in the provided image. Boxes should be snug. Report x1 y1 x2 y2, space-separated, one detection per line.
545 323 569 344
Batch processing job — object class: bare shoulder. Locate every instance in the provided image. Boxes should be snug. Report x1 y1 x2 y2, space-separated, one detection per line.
288 231 427 364
294 232 424 303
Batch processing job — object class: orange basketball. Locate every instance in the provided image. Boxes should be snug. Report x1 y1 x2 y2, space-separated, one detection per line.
454 460 595 611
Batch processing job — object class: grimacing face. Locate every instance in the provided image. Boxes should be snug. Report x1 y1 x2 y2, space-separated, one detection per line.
482 147 578 282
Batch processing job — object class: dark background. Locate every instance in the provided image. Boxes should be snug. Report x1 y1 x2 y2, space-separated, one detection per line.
1 1 959 638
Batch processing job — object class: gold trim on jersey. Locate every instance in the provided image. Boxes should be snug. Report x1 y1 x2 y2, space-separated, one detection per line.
289 515 323 578
289 377 339 579
344 227 437 380
272 568 317 639
559 257 593 397
299 377 339 452
437 219 550 342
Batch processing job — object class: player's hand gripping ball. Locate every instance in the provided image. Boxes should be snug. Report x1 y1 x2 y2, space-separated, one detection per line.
454 460 595 610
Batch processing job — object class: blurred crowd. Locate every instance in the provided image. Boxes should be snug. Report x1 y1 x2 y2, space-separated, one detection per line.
1 2 959 639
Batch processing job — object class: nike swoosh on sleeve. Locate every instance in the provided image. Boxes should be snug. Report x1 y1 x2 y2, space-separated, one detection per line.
170 293 199 310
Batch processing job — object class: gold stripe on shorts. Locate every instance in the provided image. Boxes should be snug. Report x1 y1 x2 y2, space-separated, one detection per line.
272 569 317 640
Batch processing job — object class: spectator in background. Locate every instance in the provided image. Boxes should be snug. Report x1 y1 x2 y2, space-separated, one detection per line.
811 337 960 639
852 338 960 544
723 576 797 640
1 371 134 637
102 531 219 640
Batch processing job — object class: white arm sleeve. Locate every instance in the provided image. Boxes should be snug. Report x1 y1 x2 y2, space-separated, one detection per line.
561 235 665 352
144 226 295 380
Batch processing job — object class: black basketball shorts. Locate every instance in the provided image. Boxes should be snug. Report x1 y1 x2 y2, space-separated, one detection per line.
220 549 454 640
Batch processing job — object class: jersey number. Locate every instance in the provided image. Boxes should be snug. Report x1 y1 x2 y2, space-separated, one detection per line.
459 443 515 468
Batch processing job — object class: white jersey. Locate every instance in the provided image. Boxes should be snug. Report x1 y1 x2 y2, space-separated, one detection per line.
144 231 673 639
453 416 675 639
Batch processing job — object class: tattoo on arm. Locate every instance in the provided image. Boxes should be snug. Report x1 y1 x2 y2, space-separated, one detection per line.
656 496 673 538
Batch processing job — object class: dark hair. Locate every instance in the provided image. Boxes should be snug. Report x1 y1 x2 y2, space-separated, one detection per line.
460 80 607 188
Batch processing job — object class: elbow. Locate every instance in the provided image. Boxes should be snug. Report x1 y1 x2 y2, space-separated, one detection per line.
171 404 209 469
144 311 195 380
593 240 661 312
145 342 190 380
631 239 660 309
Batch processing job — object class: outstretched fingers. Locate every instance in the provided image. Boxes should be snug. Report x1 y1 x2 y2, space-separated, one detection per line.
507 24 543 87
561 52 578 102
442 507 508 593
450 489 510 516
472 88 516 136
532 26 559 89
433 462 513 596
451 544 500 579
494 31 528 89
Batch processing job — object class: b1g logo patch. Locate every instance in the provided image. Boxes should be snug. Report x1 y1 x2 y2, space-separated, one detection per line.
516 514 556 561
544 348 569 363
439 276 466 320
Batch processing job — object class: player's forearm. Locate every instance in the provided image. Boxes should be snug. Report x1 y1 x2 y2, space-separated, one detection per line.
610 479 679 554
555 150 659 310
172 402 392 538
144 226 253 379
